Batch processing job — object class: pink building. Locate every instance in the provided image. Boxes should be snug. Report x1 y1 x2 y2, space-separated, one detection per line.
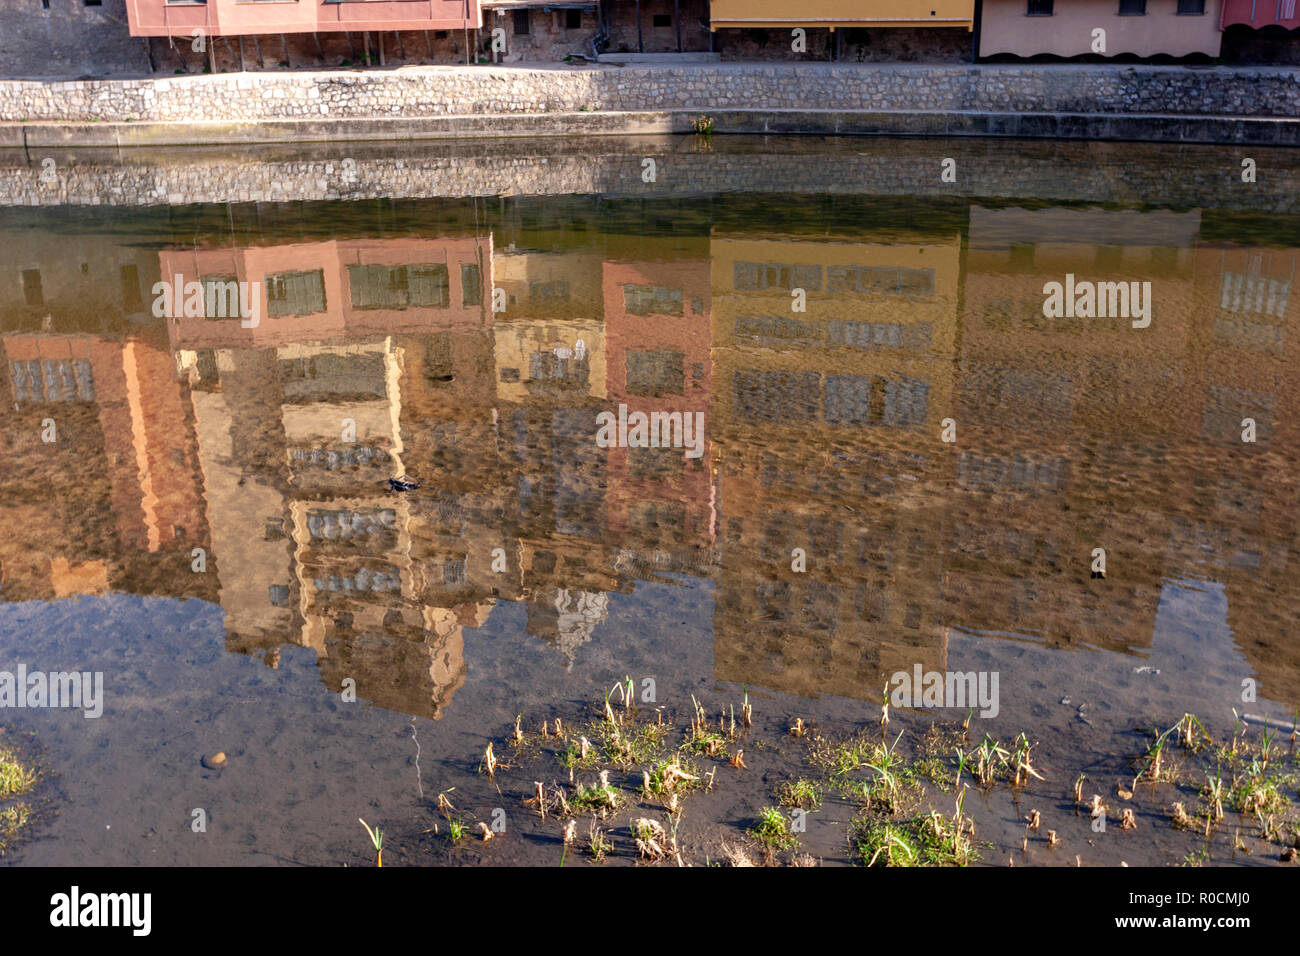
1222 0 1300 28
125 0 482 36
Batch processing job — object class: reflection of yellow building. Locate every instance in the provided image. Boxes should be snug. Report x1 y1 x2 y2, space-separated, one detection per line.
1184 236 1300 695
493 251 606 404
710 231 961 700
953 207 1201 652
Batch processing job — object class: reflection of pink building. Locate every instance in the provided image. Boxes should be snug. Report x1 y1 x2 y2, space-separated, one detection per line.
126 0 481 36
602 258 713 551
3 328 204 555
162 237 492 351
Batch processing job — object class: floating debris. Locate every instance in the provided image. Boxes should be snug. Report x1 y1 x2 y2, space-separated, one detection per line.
385 475 422 492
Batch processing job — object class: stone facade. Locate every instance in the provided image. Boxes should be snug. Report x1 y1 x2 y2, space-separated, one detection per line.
0 63 1296 124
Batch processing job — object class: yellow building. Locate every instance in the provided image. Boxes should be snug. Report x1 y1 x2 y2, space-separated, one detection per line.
709 0 974 30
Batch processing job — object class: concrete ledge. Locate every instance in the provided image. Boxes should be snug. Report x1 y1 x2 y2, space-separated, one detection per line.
6 108 1298 148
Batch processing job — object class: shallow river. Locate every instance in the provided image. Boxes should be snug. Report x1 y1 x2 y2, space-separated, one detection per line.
1 136 1298 866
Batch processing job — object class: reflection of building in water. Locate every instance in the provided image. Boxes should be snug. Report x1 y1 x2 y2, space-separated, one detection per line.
709 230 960 699
164 234 495 720
489 246 622 658
0 321 211 603
492 248 606 404
1183 228 1300 694
957 207 1199 652
602 239 715 576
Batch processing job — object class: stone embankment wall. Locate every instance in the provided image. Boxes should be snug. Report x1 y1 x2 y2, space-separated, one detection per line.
0 63 1296 123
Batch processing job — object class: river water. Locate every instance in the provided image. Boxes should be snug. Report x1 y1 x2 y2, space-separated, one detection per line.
1 137 1297 866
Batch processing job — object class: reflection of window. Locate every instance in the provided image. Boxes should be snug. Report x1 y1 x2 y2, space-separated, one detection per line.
1219 271 1289 318
733 369 819 423
443 560 466 587
826 265 934 297
735 313 820 345
529 279 569 301
9 359 94 403
200 275 240 320
349 264 448 310
461 263 482 306
21 269 43 307
982 297 1014 330
625 348 685 396
528 350 589 385
624 283 683 315
267 269 326 316
828 320 933 351
824 375 929 427
120 264 143 310
1202 385 1274 445
733 261 822 291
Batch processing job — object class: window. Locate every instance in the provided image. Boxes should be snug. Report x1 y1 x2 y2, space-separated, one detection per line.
513 9 530 35
1027 0 1053 13
84 0 102 6
653 13 672 27
565 9 582 29
1176 0 1205 11
1118 0 1146 14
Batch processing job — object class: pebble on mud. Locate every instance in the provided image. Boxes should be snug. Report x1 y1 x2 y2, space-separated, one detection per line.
201 752 227 770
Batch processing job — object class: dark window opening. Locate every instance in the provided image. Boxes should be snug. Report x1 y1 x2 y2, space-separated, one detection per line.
1176 0 1204 11
513 9 530 34
1026 0 1053 13
1118 0 1146 14
653 14 672 27
565 9 582 29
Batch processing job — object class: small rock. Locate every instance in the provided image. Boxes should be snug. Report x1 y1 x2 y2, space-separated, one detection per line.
202 752 227 770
